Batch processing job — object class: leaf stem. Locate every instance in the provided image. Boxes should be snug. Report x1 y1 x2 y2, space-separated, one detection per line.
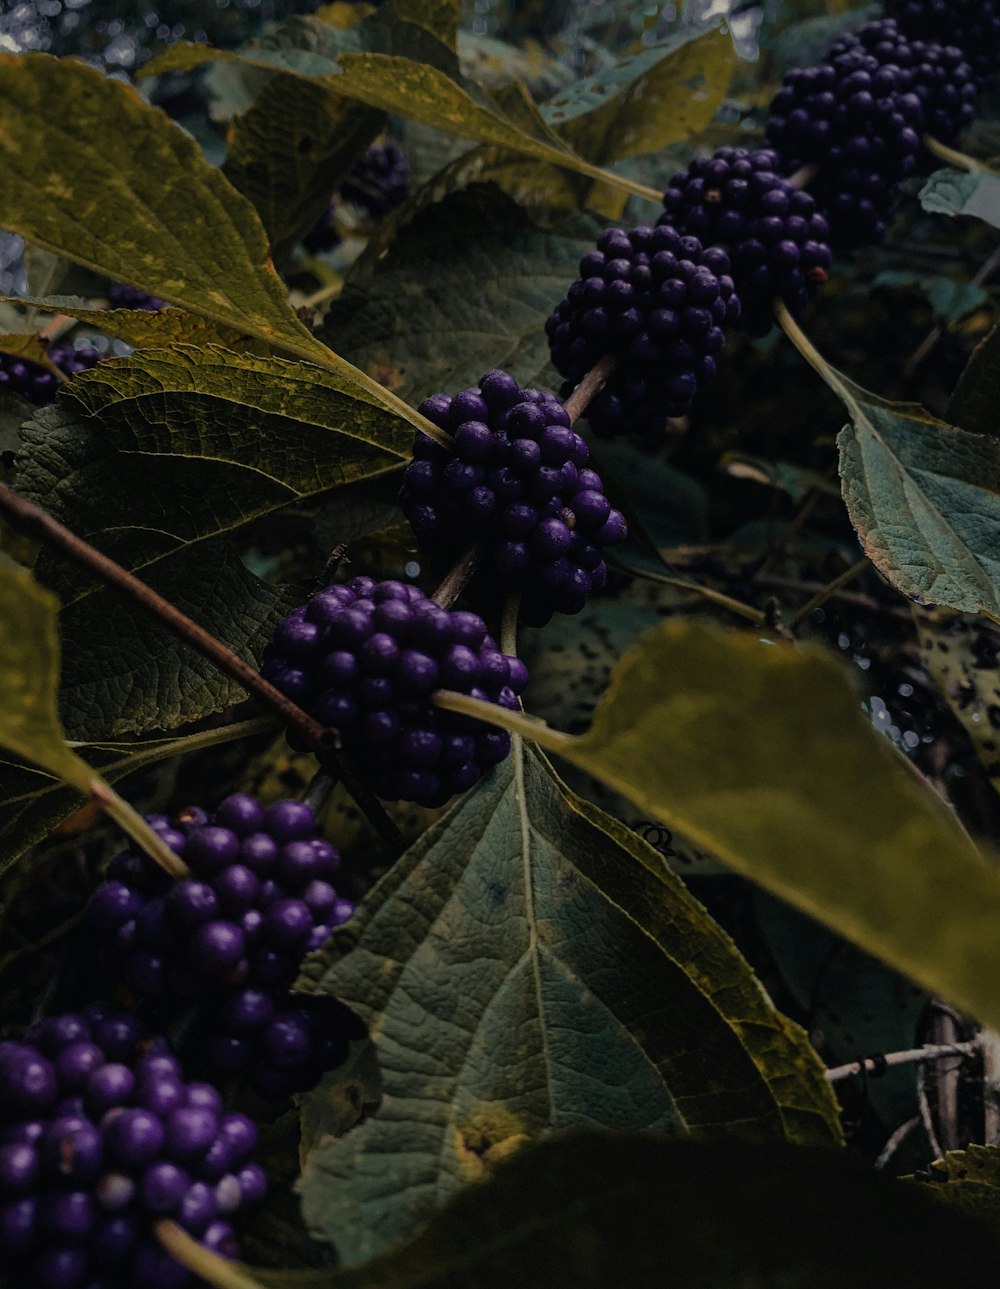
88 779 189 879
501 593 521 657
154 1222 267 1289
564 355 616 423
923 135 984 173
432 689 575 753
825 1040 979 1084
0 483 404 856
787 163 817 190
790 557 870 632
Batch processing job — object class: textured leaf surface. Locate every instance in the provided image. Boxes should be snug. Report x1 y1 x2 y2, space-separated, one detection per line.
542 28 734 163
0 294 251 351
0 332 61 377
0 55 432 436
920 167 1000 229
253 1135 1000 1289
321 189 599 401
790 327 1000 618
17 348 411 606
912 1145 1000 1235
0 558 88 788
554 620 1000 1033
298 743 839 1264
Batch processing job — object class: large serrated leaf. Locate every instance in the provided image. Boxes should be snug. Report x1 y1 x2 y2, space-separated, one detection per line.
911 1145 1000 1234
320 188 600 401
0 294 251 351
297 742 840 1265
543 620 1000 1034
948 323 1000 440
0 54 433 438
786 319 1000 619
920 167 1000 230
17 347 412 606
542 27 735 164
250 1134 1000 1289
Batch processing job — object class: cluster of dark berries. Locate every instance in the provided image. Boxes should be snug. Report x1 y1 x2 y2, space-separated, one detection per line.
886 0 1000 82
340 141 410 218
400 370 628 626
87 796 358 1099
106 283 164 311
546 224 740 443
767 18 978 245
262 577 528 807
0 342 101 406
659 147 832 336
0 1006 264 1289
303 140 410 252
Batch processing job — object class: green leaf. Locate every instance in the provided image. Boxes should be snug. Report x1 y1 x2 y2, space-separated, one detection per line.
542 28 735 164
784 314 1000 619
56 537 291 739
320 188 600 402
0 294 251 351
222 74 385 261
0 557 91 791
0 331 62 377
0 717 273 879
251 1133 1000 1289
949 324 1000 439
141 19 659 203
17 347 412 607
911 1145 1000 1236
298 742 840 1265
545 619 1000 1035
0 54 434 438
920 167 1000 229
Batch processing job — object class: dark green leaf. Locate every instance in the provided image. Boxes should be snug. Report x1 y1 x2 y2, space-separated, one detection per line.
920 166 1000 229
298 743 839 1264
250 1133 1000 1289
542 28 735 164
320 188 601 402
910 1145 1000 1235
17 347 412 606
0 294 252 351
949 324 1000 439
550 619 1000 1034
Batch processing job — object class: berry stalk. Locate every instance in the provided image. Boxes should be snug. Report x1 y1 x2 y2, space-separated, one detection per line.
155 1222 266 1289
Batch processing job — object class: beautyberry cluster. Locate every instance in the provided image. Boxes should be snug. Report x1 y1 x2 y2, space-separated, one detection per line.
659 147 832 335
546 224 739 443
0 342 101 407
400 370 627 626
87 796 357 1098
885 0 1000 82
0 1007 264 1289
767 18 978 245
262 577 528 806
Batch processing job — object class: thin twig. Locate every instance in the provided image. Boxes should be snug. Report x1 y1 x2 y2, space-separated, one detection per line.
826 1041 979 1083
875 1115 921 1170
565 354 616 422
303 767 339 816
790 557 871 632
928 1003 963 1153
0 483 405 856
917 1056 946 1162
432 544 480 609
433 689 575 754
501 593 521 658
787 163 817 190
923 134 985 173
617 561 766 625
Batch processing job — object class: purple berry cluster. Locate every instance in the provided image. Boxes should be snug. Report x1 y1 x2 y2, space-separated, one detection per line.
340 141 410 218
0 342 101 407
767 18 978 245
0 1007 264 1289
659 147 832 336
262 576 528 806
886 0 1000 82
546 224 739 443
87 796 357 1098
400 370 628 626
106 283 165 311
